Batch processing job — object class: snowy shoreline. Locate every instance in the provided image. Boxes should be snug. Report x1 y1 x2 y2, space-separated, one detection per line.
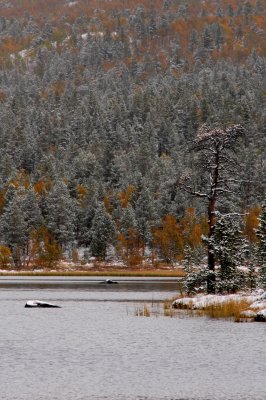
172 291 266 322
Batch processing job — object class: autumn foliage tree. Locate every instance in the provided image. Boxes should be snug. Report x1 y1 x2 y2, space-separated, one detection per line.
243 205 261 243
0 245 12 269
117 205 142 266
0 0 265 272
30 227 62 269
153 214 183 263
153 209 207 264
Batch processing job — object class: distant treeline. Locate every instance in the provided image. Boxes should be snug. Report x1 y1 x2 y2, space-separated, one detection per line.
0 0 265 271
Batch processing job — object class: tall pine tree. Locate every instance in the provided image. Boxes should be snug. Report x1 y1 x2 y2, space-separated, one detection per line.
256 197 266 288
90 203 116 259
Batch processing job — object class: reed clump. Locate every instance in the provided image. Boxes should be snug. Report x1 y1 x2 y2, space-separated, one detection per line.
163 308 176 318
199 299 253 320
133 297 254 321
163 297 180 317
135 304 151 317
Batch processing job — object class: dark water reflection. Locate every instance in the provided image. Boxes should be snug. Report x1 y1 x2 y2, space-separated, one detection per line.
0 277 265 400
0 276 181 292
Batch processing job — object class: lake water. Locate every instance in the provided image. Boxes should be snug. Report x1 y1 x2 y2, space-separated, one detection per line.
0 277 265 400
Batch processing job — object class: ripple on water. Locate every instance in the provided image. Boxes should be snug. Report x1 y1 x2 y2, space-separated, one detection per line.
0 289 265 400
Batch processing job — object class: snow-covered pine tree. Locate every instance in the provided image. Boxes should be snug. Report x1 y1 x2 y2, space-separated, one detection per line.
76 202 96 246
256 197 266 288
120 205 137 239
208 214 248 293
183 244 194 274
119 205 140 264
180 123 244 293
20 187 43 234
90 203 116 259
45 181 76 247
135 188 154 250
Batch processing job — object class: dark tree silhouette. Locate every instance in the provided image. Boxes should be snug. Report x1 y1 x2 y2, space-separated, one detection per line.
181 124 244 293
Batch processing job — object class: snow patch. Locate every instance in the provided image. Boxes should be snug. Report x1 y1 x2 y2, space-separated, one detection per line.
240 309 257 318
257 309 266 317
81 33 88 40
90 31 104 38
81 31 116 40
67 1 78 7
19 49 29 58
173 293 261 310
249 300 266 310
173 292 266 322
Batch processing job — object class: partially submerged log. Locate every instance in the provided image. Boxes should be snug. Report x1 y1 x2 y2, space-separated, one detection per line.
25 300 61 308
99 279 118 284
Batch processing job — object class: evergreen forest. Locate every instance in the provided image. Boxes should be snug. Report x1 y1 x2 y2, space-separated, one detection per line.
0 0 265 291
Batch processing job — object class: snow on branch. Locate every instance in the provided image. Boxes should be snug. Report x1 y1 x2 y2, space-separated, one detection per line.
195 124 244 146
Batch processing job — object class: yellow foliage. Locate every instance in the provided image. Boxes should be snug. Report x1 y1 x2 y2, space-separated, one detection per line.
243 205 261 243
50 80 65 97
153 209 207 262
118 185 135 208
179 208 205 248
0 91 7 102
117 230 143 266
0 246 12 268
30 227 62 268
6 171 30 190
34 178 52 195
153 214 183 262
104 194 114 214
0 190 6 212
76 184 88 207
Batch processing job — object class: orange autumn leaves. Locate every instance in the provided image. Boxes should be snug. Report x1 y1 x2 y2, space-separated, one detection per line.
153 209 208 263
116 206 208 265
1 0 265 75
116 204 262 266
0 173 262 266
243 205 261 243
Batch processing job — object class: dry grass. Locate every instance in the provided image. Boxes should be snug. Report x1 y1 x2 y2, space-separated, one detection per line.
161 297 178 317
135 304 151 317
0 269 185 278
169 296 257 321
197 299 253 321
163 307 176 318
132 296 256 322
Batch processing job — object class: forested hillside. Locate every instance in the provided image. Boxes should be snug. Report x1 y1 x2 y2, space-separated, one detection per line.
0 0 265 272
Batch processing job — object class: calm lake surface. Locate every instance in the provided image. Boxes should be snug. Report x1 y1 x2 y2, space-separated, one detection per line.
0 277 265 400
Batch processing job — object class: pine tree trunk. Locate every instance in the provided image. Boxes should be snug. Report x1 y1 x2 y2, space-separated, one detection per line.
207 246 216 293
207 185 217 294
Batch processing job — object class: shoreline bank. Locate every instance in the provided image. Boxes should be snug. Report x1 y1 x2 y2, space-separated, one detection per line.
0 269 185 278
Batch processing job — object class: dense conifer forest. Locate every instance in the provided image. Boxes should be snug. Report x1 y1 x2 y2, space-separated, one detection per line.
0 0 265 290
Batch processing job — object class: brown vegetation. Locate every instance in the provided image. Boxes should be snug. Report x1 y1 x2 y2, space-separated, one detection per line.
199 299 253 320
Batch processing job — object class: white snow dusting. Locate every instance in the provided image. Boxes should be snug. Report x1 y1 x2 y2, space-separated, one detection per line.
173 292 266 309
67 1 78 7
18 49 29 58
172 291 266 321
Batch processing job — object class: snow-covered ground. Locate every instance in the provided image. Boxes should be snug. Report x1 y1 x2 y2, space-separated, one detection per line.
173 293 263 309
172 291 266 321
